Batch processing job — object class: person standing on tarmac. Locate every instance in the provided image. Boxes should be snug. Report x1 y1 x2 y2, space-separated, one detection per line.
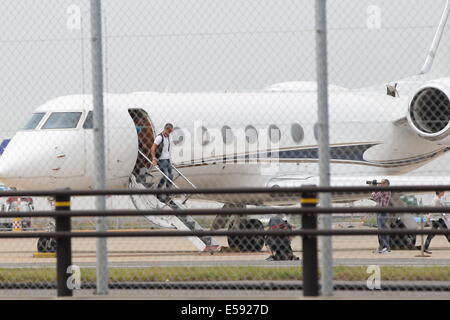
151 123 174 202
420 191 450 254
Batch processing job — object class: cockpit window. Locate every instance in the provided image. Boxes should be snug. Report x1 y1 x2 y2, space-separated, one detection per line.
22 113 45 130
42 112 82 129
83 111 93 129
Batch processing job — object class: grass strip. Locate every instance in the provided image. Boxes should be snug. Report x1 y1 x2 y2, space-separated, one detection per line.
0 266 449 283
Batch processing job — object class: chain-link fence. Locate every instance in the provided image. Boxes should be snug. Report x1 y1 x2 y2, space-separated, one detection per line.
0 0 449 298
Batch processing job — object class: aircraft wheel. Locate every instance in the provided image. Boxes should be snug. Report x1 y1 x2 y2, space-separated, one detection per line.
389 219 416 250
37 237 57 253
227 219 265 252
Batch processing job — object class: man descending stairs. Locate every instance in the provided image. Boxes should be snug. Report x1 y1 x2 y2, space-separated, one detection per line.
129 122 220 252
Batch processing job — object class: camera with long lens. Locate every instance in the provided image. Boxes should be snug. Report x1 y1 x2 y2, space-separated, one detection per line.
366 180 379 185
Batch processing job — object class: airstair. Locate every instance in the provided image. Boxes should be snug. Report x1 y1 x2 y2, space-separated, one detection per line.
128 151 220 252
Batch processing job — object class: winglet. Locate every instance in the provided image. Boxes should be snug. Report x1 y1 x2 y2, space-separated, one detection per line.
419 0 450 75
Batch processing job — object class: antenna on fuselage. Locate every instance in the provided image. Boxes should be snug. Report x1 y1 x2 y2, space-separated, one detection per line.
419 0 450 75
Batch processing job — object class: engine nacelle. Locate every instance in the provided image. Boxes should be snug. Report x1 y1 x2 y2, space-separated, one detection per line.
407 81 450 143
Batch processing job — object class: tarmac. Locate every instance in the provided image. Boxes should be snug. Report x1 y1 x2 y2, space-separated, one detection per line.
0 227 449 298
0 233 449 268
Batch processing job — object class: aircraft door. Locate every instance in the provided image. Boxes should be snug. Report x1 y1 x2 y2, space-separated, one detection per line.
127 109 156 174
105 106 140 181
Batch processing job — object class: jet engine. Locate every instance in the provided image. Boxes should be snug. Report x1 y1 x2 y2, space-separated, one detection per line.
407 81 450 143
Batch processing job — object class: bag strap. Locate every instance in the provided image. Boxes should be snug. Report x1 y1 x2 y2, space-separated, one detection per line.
160 133 170 152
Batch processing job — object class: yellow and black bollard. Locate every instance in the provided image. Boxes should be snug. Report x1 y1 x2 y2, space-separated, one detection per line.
300 190 319 296
55 194 73 297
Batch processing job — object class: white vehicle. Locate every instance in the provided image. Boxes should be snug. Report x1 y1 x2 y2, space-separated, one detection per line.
0 2 449 251
0 196 33 230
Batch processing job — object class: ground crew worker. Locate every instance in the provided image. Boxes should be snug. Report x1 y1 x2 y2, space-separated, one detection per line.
265 215 299 261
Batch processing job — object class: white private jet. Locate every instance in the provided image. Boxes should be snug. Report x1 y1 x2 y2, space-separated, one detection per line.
0 2 449 252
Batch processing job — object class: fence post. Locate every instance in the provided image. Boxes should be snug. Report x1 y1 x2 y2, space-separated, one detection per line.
315 0 334 296
90 0 109 295
55 194 72 297
301 191 319 296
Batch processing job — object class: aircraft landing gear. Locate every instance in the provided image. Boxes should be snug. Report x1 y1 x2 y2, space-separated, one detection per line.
37 237 56 253
37 220 57 253
214 204 265 252
389 218 416 250
227 218 265 252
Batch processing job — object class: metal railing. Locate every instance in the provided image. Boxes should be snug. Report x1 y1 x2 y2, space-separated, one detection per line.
1 185 450 297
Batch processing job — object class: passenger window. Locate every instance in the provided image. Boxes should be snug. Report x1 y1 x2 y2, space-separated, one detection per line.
83 111 93 129
291 123 304 143
172 127 184 145
314 122 319 141
245 125 258 144
22 113 45 130
268 125 281 143
42 112 82 129
198 126 213 146
221 126 234 145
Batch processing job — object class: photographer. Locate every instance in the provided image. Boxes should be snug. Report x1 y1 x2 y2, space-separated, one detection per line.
370 179 392 254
